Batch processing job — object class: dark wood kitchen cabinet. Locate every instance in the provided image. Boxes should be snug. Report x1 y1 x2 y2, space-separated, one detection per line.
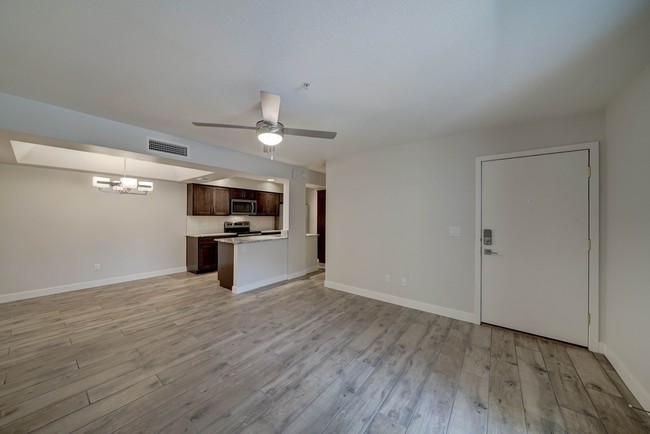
229 188 256 200
187 184 230 216
186 236 230 273
256 191 280 216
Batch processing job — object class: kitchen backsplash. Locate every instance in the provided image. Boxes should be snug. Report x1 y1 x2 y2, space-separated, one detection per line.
186 215 277 235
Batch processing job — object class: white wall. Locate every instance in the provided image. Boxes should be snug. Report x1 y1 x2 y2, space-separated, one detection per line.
0 163 186 299
286 178 307 278
602 63 650 409
326 111 604 319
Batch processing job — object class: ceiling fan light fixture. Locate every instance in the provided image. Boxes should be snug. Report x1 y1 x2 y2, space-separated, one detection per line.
256 121 283 146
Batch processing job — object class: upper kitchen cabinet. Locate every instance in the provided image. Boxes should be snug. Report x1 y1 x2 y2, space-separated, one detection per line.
187 184 230 216
229 188 256 200
256 191 281 216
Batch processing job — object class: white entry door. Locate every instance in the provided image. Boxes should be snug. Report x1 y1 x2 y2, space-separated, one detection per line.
481 150 590 346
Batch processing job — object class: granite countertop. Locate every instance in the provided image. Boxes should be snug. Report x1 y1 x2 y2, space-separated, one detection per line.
186 232 236 238
216 234 288 244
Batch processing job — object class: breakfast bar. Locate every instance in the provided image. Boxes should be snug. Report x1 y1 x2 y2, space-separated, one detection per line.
217 234 288 294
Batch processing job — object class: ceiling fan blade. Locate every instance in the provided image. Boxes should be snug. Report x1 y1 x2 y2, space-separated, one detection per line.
192 122 255 130
284 128 337 139
260 91 281 124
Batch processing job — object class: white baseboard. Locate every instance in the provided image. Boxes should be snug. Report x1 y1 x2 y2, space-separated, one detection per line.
0 267 188 304
287 270 307 280
324 280 475 323
232 274 288 294
600 342 650 411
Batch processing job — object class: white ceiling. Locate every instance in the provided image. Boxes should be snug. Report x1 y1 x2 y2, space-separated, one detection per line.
1 1 649 172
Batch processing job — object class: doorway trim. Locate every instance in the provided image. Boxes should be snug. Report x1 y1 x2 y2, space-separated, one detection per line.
474 142 599 351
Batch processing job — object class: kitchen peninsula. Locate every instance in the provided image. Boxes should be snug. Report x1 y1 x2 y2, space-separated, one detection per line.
217 234 288 294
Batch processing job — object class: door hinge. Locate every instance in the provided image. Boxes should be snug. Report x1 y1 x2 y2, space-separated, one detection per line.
588 313 591 325
587 239 592 251
587 166 592 178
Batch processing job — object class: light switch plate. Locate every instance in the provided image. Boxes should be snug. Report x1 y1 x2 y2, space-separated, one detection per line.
449 226 461 237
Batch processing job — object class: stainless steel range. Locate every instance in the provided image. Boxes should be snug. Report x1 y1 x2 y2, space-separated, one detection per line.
224 221 262 237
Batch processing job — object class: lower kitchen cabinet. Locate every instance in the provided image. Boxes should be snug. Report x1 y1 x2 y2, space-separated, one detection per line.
186 236 223 273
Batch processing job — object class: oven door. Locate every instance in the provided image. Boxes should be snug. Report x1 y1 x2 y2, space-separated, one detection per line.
231 199 257 215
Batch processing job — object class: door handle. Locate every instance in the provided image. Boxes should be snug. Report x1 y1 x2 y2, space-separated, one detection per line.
484 249 498 255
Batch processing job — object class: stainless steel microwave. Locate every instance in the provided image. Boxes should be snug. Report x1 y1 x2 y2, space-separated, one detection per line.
231 199 257 215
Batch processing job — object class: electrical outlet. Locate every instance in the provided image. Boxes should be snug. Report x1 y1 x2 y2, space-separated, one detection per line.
94 263 101 271
449 226 461 237
401 277 407 287
385 274 391 284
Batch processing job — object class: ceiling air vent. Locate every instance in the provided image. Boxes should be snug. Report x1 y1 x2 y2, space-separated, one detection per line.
148 139 188 157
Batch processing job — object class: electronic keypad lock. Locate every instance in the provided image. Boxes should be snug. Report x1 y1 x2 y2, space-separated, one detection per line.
483 229 492 245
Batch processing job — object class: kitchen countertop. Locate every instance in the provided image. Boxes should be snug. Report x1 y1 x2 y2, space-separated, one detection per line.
186 232 236 238
216 234 288 244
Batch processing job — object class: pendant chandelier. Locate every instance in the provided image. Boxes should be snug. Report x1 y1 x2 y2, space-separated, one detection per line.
92 158 153 195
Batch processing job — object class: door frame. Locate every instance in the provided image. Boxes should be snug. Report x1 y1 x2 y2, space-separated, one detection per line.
474 142 599 351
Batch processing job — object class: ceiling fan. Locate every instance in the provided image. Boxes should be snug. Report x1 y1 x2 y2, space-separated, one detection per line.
192 91 337 148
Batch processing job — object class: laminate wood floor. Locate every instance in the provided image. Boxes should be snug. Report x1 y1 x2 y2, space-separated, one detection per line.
0 272 648 433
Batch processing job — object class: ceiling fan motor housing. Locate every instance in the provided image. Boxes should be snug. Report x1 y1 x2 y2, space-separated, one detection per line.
256 120 284 146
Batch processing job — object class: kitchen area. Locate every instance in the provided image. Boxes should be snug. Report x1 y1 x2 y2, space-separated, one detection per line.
185 179 321 293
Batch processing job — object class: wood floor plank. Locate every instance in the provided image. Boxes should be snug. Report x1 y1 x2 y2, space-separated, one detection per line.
240 374 327 433
195 390 272 434
446 370 489 434
404 391 448 434
33 375 162 433
0 391 89 433
593 352 615 371
487 358 526 434
282 359 374 434
447 324 492 434
0 271 643 434
0 348 141 404
70 357 233 434
560 407 607 434
516 346 567 434
355 308 418 367
513 331 540 352
377 316 452 428
367 412 406 434
461 323 492 379
600 366 650 431
323 321 430 433
538 339 599 419
587 387 648 434
565 346 622 397
491 328 517 365
155 416 197 434
405 320 471 434
0 358 142 427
